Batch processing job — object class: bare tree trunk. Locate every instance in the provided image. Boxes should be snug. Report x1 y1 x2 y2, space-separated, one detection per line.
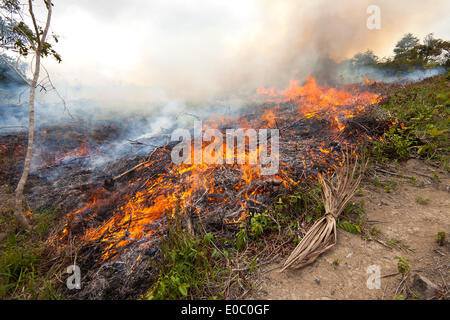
14 0 53 230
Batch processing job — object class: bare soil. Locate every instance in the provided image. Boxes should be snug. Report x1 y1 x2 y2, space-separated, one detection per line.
250 159 449 300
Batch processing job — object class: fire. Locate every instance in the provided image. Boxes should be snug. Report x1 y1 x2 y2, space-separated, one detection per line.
71 153 270 260
60 140 89 160
52 76 382 261
257 76 381 131
0 143 24 157
42 140 91 167
262 109 277 127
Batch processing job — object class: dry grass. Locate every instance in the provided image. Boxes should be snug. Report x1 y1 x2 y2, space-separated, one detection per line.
281 155 367 271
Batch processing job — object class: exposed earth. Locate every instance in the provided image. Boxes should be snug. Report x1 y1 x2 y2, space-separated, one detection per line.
250 159 449 300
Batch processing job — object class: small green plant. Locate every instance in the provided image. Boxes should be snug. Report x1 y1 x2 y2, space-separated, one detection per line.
436 232 446 246
337 202 365 234
369 176 398 193
332 258 340 266
394 256 410 276
289 221 299 230
203 233 214 244
235 229 248 251
337 220 361 234
372 129 415 162
289 184 324 221
415 196 430 205
431 173 442 183
387 238 401 246
369 226 382 238
383 180 398 193
371 175 382 189
248 258 257 274
344 202 365 223
293 236 302 245
387 238 415 252
144 217 231 300
394 294 405 300
249 212 277 238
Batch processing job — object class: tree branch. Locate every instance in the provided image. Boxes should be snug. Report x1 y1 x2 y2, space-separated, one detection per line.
28 0 40 46
0 54 31 86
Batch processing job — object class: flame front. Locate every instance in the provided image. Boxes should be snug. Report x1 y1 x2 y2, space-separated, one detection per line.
51 77 381 260
257 76 381 131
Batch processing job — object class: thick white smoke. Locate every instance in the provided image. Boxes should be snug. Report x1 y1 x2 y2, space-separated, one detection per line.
42 0 450 106
2 0 449 137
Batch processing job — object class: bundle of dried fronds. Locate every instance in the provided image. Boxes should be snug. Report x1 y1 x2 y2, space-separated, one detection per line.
281 155 367 271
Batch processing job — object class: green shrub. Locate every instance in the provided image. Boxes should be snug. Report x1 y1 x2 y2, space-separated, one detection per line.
395 256 410 275
250 212 277 238
144 218 230 300
371 73 449 168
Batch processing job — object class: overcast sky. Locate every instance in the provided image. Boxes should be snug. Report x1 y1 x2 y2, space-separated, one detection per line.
40 0 450 105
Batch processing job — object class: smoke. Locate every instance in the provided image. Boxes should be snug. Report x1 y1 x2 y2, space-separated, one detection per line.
42 0 450 106
335 65 447 85
1 0 449 159
1 0 448 182
230 0 450 90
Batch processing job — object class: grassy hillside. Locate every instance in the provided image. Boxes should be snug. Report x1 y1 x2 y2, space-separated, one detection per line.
371 73 449 169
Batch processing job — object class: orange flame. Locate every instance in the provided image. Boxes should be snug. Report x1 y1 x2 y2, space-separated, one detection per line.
52 76 382 261
257 76 381 132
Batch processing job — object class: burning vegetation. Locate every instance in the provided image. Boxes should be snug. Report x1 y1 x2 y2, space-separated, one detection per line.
0 76 382 298
1 72 449 299
2 54 449 299
0 0 448 300
46 77 382 259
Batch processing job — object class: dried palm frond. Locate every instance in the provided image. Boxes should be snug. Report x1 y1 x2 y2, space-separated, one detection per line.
281 155 367 271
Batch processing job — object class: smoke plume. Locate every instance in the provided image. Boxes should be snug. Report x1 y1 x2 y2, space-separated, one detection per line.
42 0 450 105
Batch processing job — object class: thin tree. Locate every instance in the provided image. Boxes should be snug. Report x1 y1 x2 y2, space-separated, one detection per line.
0 0 60 230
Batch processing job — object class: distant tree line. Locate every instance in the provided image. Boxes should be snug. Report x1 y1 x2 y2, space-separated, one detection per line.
351 33 450 73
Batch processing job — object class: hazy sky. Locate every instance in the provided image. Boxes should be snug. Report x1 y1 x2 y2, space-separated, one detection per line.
40 0 450 105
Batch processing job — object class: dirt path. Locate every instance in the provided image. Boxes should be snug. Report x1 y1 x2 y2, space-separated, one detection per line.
251 159 449 300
